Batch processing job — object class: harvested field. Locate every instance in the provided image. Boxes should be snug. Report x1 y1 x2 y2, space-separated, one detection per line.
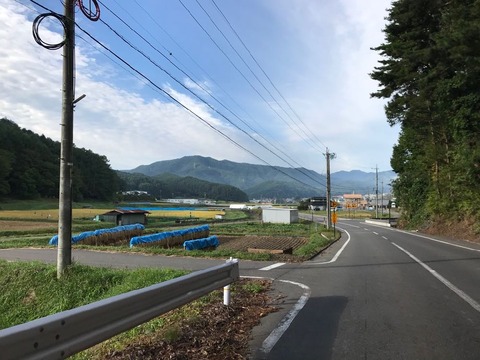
0 220 57 231
217 235 310 261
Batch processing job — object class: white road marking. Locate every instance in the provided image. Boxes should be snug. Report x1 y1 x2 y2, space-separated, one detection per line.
259 280 311 354
392 242 480 313
382 236 388 240
259 262 286 271
394 230 480 252
306 228 351 265
373 231 379 235
364 228 369 231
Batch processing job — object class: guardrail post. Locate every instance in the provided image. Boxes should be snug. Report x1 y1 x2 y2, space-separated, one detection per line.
224 257 237 305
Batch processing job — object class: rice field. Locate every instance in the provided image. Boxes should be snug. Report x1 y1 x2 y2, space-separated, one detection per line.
0 209 225 221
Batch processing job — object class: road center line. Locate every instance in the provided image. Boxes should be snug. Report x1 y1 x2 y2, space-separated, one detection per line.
373 231 379 235
259 263 286 271
391 242 480 313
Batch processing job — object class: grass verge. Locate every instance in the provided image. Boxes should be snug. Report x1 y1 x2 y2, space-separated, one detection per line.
0 261 187 330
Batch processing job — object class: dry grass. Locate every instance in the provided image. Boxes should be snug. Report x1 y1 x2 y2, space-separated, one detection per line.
0 209 225 221
148 209 224 219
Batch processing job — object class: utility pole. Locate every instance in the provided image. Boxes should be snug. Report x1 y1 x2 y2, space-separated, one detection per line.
325 149 335 230
57 0 76 278
375 165 379 219
381 180 384 218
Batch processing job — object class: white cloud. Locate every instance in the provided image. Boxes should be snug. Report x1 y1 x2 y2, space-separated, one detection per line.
0 0 397 175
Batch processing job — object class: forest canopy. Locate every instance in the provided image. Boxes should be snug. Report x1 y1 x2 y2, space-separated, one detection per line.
370 0 480 231
0 118 248 203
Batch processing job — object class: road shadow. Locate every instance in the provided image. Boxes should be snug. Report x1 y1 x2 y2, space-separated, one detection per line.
254 296 348 360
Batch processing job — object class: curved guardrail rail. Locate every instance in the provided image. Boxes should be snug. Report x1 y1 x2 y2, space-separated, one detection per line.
0 260 239 360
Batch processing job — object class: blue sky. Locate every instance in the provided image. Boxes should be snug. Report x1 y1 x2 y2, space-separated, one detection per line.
0 0 396 176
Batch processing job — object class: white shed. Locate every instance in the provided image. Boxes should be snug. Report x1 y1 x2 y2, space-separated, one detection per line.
262 208 299 224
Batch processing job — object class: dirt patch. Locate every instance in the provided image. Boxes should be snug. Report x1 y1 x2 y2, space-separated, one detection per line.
103 278 280 360
217 235 310 262
420 216 480 244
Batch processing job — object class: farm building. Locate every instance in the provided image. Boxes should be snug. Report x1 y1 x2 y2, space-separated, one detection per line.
101 209 150 225
262 208 299 224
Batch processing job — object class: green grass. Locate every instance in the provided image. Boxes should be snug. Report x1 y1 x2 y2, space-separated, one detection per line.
0 261 187 330
294 232 334 257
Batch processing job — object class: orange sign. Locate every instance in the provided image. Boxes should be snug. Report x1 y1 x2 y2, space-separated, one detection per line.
331 212 338 224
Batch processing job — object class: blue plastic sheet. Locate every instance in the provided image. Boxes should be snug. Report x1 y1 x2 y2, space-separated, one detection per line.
183 235 219 250
49 223 145 245
129 225 209 247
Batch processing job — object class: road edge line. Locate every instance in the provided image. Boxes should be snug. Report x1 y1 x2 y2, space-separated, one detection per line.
391 242 480 313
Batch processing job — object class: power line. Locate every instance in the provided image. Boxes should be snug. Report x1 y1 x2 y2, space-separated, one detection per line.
94 4 326 187
210 0 329 151
177 0 323 152
198 0 326 153
26 0 326 189
123 0 327 180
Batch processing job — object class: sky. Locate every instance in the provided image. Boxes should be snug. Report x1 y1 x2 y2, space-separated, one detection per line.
0 0 397 176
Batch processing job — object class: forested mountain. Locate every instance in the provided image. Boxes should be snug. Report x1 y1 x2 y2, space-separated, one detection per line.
117 172 249 202
127 156 395 199
128 155 323 191
128 156 324 199
371 0 480 232
0 118 122 201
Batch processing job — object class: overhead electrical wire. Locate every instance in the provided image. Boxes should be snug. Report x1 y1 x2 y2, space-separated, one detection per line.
94 3 326 188
193 0 326 154
209 0 329 151
26 1 334 192
26 0 325 190
125 0 319 176
177 0 324 154
97 1 326 184
74 24 325 190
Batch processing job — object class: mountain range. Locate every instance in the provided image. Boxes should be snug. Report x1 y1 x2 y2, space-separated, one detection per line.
126 156 396 199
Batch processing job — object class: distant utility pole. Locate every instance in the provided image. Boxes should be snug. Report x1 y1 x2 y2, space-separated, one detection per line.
325 149 336 230
381 180 384 217
57 0 76 278
375 165 379 219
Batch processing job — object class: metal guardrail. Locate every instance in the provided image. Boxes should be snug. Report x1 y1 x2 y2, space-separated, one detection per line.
0 260 239 360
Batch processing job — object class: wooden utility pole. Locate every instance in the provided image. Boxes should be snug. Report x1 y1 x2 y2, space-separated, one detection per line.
375 165 379 219
57 0 75 278
325 149 335 230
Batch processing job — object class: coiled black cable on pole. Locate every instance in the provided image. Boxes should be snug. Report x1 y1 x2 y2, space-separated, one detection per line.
32 12 67 50
77 0 100 21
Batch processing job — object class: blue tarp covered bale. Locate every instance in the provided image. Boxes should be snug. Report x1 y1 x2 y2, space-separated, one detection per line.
183 235 219 250
130 225 210 248
49 224 145 246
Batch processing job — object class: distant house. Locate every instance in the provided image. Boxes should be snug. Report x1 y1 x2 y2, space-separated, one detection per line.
101 209 150 225
309 196 327 211
343 194 364 209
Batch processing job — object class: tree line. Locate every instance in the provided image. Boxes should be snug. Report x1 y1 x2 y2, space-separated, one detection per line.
117 172 249 202
0 118 122 201
370 0 480 229
0 118 249 203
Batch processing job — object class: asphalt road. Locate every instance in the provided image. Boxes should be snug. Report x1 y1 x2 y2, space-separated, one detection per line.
1 218 480 359
250 218 480 359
